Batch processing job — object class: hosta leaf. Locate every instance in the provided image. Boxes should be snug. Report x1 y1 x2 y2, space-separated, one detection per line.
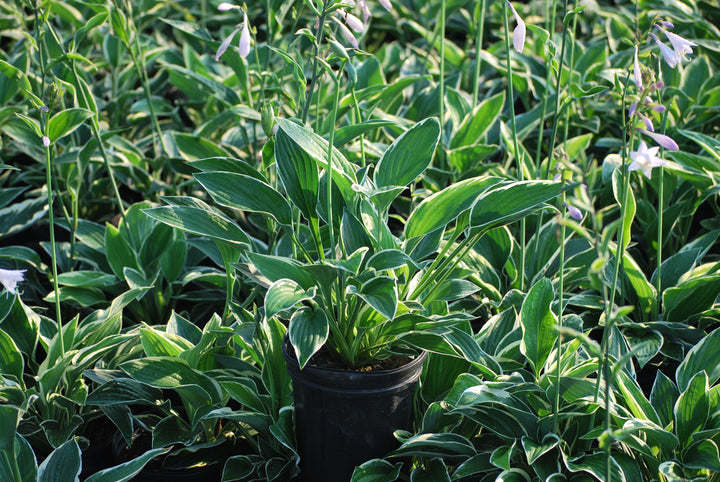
522 435 559 465
37 439 81 482
351 459 402 482
265 279 316 320
143 205 250 245
374 117 440 189
0 329 23 382
390 433 476 460
674 372 709 448
450 92 504 149
650 370 679 428
520 278 556 377
195 172 293 226
85 378 163 405
405 177 502 239
288 307 329 369
676 327 720 391
246 252 316 290
683 439 720 472
120 357 223 405
48 108 93 143
348 276 398 320
84 447 170 482
564 453 625 482
469 180 568 232
409 457 450 482
663 274 720 323
274 124 319 220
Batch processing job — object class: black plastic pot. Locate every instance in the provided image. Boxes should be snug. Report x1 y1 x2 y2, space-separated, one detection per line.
283 338 426 481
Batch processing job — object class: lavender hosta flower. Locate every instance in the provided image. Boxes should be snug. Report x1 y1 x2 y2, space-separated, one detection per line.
335 18 359 49
638 112 654 131
42 135 50 147
0 268 25 295
658 26 696 62
564 203 583 221
651 33 680 68
639 128 679 151
633 46 643 89
378 0 392 12
238 10 251 58
358 0 371 23
629 141 665 179
658 20 674 29
506 1 526 52
215 28 239 61
342 10 365 33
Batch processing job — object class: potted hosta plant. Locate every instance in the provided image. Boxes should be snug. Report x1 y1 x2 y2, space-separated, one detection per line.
145 116 568 480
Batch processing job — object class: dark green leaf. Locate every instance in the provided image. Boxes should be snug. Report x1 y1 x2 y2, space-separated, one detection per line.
375 117 440 188
520 278 556 377
288 307 329 369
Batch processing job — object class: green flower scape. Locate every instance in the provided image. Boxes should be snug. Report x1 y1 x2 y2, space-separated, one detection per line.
0 0 719 480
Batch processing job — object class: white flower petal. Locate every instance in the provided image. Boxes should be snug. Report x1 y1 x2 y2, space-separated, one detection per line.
218 2 240 11
215 28 239 61
0 268 25 295
378 0 392 11
239 12 251 58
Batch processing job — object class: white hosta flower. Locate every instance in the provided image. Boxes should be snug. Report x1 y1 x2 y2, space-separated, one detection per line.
218 2 241 11
378 0 392 11
650 33 680 68
42 136 50 147
506 1 526 52
658 26 696 62
633 46 642 89
629 141 665 179
239 10 251 58
0 269 25 295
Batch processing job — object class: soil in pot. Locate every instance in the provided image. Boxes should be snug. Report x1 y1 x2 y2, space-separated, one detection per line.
283 338 426 482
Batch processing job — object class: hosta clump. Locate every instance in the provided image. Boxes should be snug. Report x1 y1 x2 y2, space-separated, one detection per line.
146 116 568 369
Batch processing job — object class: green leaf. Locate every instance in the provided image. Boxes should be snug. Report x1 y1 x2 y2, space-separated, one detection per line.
450 92 504 149
85 378 163 405
520 278 556 377
390 433 476 460
195 172 293 225
84 447 171 482
332 120 395 147
564 453 624 482
663 274 720 323
120 357 223 405
143 205 250 245
274 125 319 220
674 371 709 448
374 117 440 189
47 108 93 143
469 180 567 232
348 276 398 320
246 252 316 290
37 439 81 482
288 307 329 369
650 370 679 428
351 459 402 482
0 406 20 452
171 132 229 161
409 457 451 482
405 177 502 238
676 327 720 391
0 329 23 382
423 279 479 303
274 118 357 200
521 436 559 465
265 279 316 320
683 439 720 472
140 326 190 357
